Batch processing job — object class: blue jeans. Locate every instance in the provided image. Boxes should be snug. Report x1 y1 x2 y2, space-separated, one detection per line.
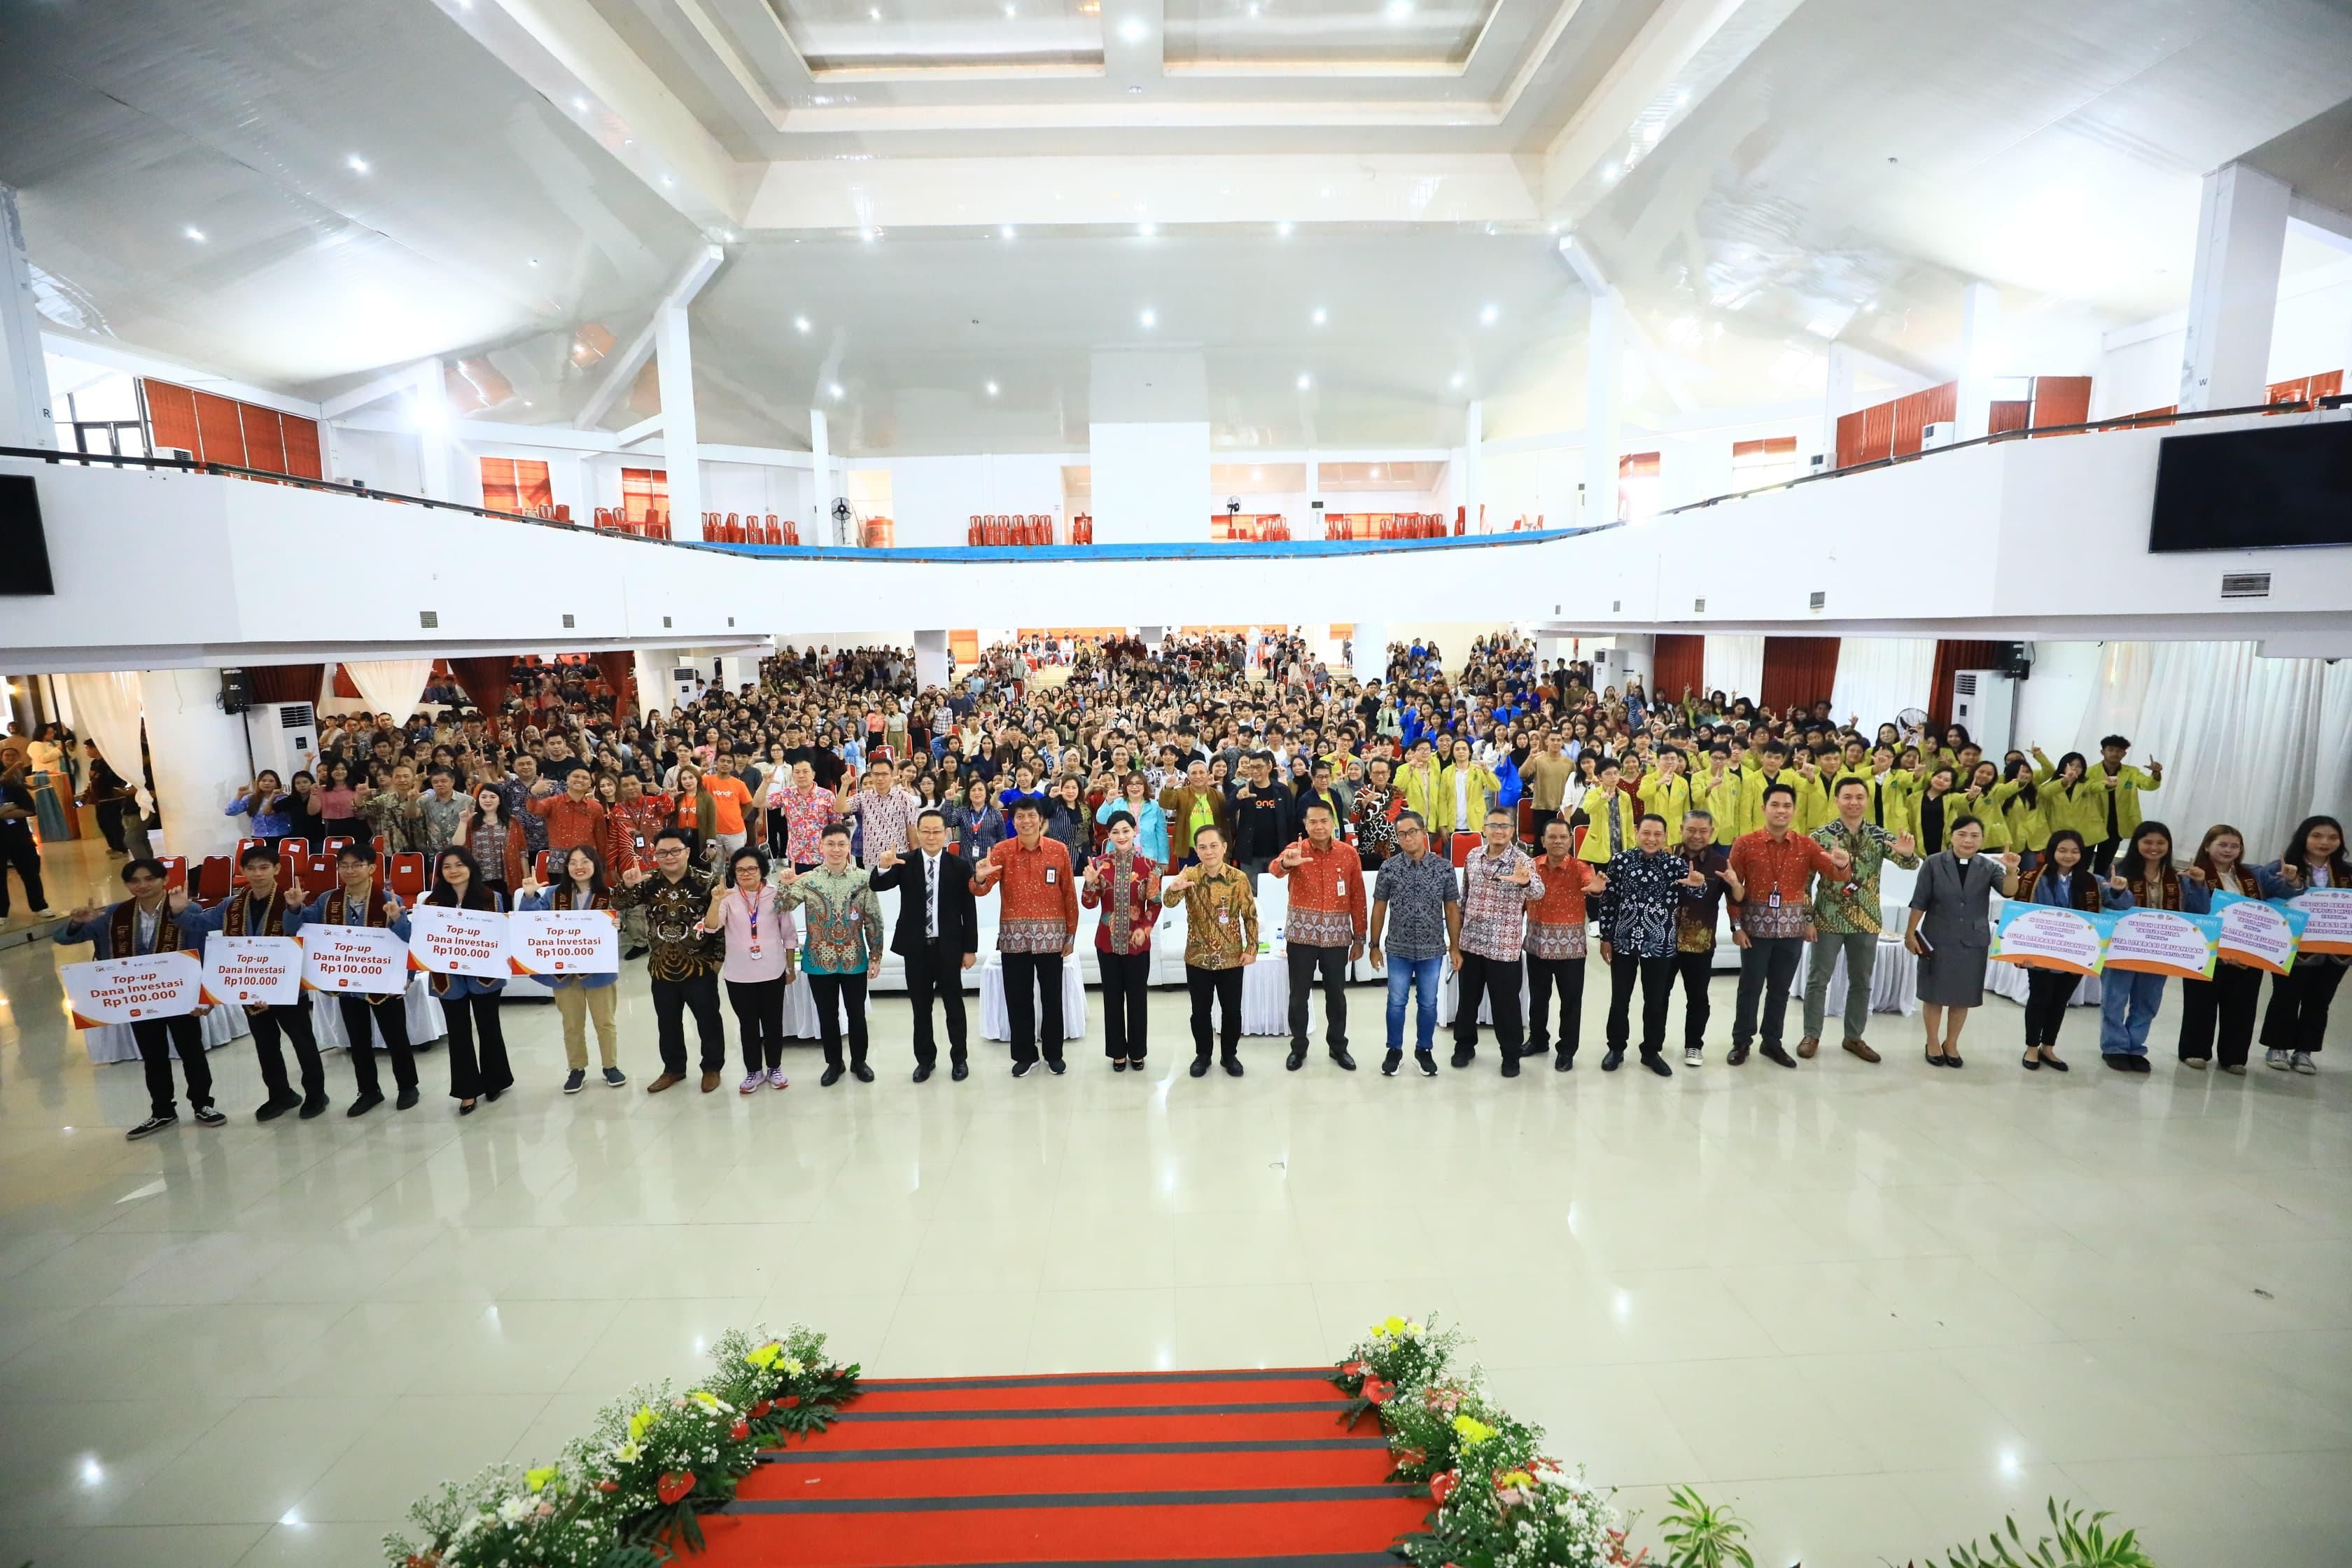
2100 970 2167 1056
1385 955 1445 1054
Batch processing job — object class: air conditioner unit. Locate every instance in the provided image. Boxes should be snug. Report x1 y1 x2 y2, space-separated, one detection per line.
1919 421 1958 450
1949 669 2016 754
244 701 318 784
670 666 704 706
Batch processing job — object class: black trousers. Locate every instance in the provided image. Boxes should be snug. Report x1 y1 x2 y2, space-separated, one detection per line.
1673 948 1713 1051
728 976 788 1072
1527 954 1585 1060
1186 963 1244 1060
336 994 418 1097
1452 951 1523 1058
2177 965 2260 1066
1002 951 1065 1066
131 1014 211 1119
1100 949 1152 1060
0 830 43 914
248 1004 325 1105
442 991 513 1100
903 939 969 1067
2261 960 2346 1056
94 799 130 853
2023 969 2082 1049
650 972 727 1075
2091 835 2122 876
808 972 869 1070
1731 935 1803 1049
1287 942 1350 1055
1606 950 1676 1056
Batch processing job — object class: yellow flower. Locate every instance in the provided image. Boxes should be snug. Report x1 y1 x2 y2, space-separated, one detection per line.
687 1390 720 1410
612 1440 641 1463
627 1405 658 1444
1374 1314 1408 1339
525 1465 559 1494
1500 1470 1534 1489
1451 1415 1497 1445
781 1356 805 1377
746 1341 783 1370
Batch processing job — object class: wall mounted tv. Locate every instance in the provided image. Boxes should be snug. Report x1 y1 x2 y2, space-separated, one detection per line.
2148 418 2352 552
0 473 56 595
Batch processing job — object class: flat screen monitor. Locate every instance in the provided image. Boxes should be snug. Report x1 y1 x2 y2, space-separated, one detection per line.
0 474 56 595
2148 419 2352 552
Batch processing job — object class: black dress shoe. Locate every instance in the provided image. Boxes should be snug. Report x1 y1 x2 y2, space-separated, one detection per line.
299 1096 330 1119
1760 1044 1796 1068
1641 1054 1673 1077
1190 1057 1212 1078
1450 1046 1474 1069
1285 1048 1306 1071
2104 1054 2134 1072
1602 1049 1625 1072
951 1061 969 1082
913 1063 934 1083
254 1095 301 1123
1502 1053 1520 1078
393 1086 419 1111
1111 1058 1128 1072
346 1093 383 1118
1045 1058 1066 1075
1381 1049 1402 1077
1222 1056 1244 1077
851 1063 875 1083
820 1065 844 1087
1728 1043 1750 1065
1553 1051 1574 1072
1329 1046 1356 1071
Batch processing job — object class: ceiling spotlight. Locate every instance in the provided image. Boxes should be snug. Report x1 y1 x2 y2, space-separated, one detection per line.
1005 1 1016 13
573 97 588 111
1137 220 1156 237
1387 0 1413 16
1276 220 1293 237
661 175 675 186
1479 304 1498 325
1450 372 1465 389
1139 307 1156 328
794 315 811 332
1602 163 1621 184
869 6 881 17
999 224 1016 239
184 227 206 242
986 380 1000 396
1296 372 1312 391
528 257 540 267
860 227 877 241
1127 84 1142 93
829 382 844 399
1371 466 1384 479
1118 15 1147 41
1310 307 1326 326
346 155 370 173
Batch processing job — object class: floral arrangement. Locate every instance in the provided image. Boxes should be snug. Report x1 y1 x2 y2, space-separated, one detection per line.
1329 1312 1468 1428
385 1322 860 1568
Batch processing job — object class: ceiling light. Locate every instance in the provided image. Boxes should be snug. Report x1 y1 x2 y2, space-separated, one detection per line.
346 155 370 174
999 224 1016 239
1479 304 1499 326
1296 373 1312 391
1006 2 1016 13
1863 301 1878 314
1602 164 1621 184
1247 1 1258 13
986 380 1000 396
661 175 674 186
184 227 206 242
794 315 811 332
1674 87 1690 107
1387 0 1413 16
869 6 881 17
1310 307 1327 326
1276 220 1293 237
1450 372 1465 389
1137 220 1156 237
829 382 844 399
573 97 588 111
528 257 540 267
1118 15 1147 42
1127 84 1142 94
1371 466 1384 479
1139 307 1156 328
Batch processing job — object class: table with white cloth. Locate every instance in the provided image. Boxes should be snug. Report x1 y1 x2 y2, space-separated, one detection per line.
1817 937 1920 1019
308 976 447 1049
83 1002 251 1065
978 951 1088 1042
1984 958 2104 1008
779 971 875 1040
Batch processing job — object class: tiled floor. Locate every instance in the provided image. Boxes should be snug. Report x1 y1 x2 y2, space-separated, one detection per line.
2 925 2348 1567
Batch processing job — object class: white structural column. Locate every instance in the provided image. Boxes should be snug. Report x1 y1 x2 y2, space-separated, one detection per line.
913 630 950 690
1821 343 1857 467
1306 452 1320 533
1140 625 1166 658
655 300 702 537
1351 621 1387 684
1585 295 1620 522
412 359 454 501
1463 402 1485 532
2180 162 2291 412
1955 281 2002 441
143 668 251 861
809 408 832 540
0 187 52 449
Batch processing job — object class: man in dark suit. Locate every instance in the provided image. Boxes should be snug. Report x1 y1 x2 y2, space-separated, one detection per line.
871 808 979 1082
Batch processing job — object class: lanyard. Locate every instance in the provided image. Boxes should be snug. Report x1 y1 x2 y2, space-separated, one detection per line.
738 888 761 942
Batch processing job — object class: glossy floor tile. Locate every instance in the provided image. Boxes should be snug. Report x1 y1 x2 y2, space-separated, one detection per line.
4 930 2348 1566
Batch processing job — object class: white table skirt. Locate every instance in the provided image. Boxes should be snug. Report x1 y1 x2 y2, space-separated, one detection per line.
1239 953 1291 1035
84 1002 251 1065
309 976 447 1049
978 952 1088 1041
779 971 875 1040
1820 939 1919 1019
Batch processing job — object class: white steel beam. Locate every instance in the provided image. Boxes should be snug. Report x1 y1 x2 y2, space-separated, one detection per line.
576 244 725 429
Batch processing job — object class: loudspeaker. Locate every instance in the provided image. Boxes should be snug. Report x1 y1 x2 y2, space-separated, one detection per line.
220 668 253 714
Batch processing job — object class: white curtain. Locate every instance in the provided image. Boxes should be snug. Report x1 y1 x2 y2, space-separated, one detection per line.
2312 659 2352 826
634 651 669 720
1702 636 1763 702
2072 642 2154 758
340 659 435 720
1828 638 1938 732
64 671 148 811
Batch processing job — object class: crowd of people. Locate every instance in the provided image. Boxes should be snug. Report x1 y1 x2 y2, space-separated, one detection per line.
33 630 2346 1140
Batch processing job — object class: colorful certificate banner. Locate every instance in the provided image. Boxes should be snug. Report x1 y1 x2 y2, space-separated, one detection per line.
2288 888 2352 955
405 905 511 978
202 934 304 1006
300 926 412 995
1990 904 2104 975
507 909 620 976
62 951 204 1028
2101 906 2221 980
2208 891 2305 976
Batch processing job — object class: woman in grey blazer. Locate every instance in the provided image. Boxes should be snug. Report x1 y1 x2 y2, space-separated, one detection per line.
1903 814 2020 1068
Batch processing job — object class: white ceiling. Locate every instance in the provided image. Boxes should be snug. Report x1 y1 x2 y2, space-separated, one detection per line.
6 0 2351 454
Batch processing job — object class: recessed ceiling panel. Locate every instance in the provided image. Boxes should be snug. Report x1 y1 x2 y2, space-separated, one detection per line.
1164 0 1499 69
773 0 1105 72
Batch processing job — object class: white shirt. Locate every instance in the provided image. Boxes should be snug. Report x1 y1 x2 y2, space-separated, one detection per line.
923 850 942 939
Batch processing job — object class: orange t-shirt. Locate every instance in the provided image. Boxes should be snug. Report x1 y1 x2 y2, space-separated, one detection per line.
705 774 753 836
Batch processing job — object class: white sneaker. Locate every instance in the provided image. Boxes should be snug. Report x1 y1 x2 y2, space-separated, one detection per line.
2267 1048 2292 1071
767 1065 790 1089
738 1071 765 1095
1684 1046 1703 1068
2292 1051 2318 1075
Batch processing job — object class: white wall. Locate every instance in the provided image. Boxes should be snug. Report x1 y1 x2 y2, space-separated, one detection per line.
330 426 422 495
2094 254 2352 419
2014 639 2104 752
887 453 1064 546
1091 422 1211 543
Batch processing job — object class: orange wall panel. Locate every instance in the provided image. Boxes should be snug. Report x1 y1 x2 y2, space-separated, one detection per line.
193 392 246 466
239 405 286 475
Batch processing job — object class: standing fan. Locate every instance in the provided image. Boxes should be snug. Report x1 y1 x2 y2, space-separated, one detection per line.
1897 706 1930 742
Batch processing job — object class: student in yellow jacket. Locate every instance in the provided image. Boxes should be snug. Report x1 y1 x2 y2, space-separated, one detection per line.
1693 748 1745 844
2036 738 2162 868
1433 739 1502 836
2029 748 2104 845
1395 739 1445 827
1982 757 2050 863
1831 746 1917 841
1788 754 1837 834
1735 743 1805 844
1576 756 1643 864
1948 760 2012 850
1637 749 1695 836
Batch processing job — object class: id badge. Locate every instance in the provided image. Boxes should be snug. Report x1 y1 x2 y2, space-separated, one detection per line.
748 940 763 957
1334 877 1345 896
1217 909 1231 925
849 909 862 922
1768 892 1781 909
1044 867 1058 884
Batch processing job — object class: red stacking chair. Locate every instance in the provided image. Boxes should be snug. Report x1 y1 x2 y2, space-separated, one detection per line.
158 855 188 892
321 836 354 863
387 853 428 902
764 514 780 544
725 512 743 543
276 838 309 876
195 855 234 906
532 850 552 885
1449 832 1479 869
233 836 262 882
556 504 572 523
371 835 388 858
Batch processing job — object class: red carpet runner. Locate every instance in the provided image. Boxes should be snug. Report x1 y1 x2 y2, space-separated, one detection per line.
693 1366 1430 1568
